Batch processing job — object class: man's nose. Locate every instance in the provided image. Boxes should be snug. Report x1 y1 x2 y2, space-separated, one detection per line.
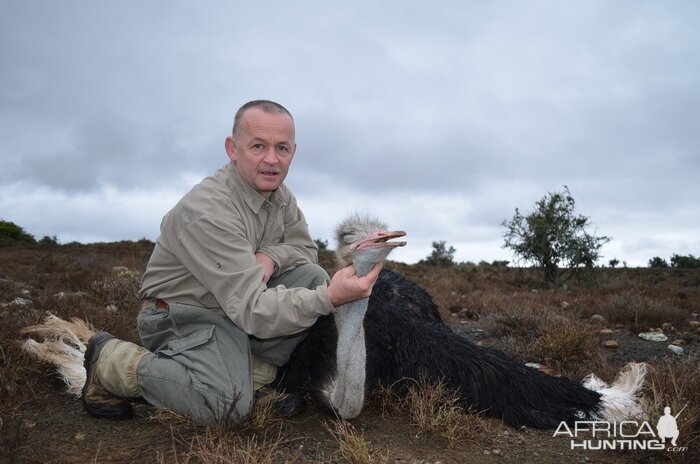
262 147 279 164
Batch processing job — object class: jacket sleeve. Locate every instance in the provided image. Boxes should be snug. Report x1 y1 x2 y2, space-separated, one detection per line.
171 213 334 339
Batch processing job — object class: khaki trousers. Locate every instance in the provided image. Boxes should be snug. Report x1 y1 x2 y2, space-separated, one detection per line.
135 263 329 425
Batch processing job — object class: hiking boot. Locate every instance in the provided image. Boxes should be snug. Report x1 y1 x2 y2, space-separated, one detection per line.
254 387 306 419
82 332 133 419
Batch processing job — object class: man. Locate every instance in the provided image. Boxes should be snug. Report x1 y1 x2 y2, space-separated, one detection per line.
82 100 382 425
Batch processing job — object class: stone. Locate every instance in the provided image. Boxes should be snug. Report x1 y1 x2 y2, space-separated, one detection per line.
561 301 569 308
671 339 686 346
689 321 700 329
106 304 118 312
603 340 619 349
662 323 675 332
598 329 614 335
13 297 31 305
639 332 668 342
667 345 684 356
590 314 607 326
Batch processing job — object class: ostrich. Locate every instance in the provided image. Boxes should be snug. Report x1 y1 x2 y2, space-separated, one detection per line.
21 213 646 429
275 214 646 428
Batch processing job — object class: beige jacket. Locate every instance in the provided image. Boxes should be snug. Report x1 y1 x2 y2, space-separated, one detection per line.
138 163 334 338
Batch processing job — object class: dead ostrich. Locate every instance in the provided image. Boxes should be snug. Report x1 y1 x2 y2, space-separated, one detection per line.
275 214 646 428
22 213 646 429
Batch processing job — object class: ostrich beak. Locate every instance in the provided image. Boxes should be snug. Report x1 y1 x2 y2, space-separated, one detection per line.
355 231 407 250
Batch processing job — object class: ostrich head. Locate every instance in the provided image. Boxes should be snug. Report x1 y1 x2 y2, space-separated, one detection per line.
334 213 407 275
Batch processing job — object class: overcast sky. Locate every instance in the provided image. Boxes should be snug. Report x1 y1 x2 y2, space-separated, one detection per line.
1 1 698 266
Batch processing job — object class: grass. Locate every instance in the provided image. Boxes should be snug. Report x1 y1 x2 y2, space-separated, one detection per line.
2 243 699 462
323 419 389 464
403 376 491 449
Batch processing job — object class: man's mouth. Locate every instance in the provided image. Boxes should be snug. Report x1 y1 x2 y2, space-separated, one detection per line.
259 170 281 177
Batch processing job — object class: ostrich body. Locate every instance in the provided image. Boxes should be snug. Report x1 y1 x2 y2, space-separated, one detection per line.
276 214 646 427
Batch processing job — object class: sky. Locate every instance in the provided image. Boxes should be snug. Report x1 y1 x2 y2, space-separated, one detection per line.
1 1 698 267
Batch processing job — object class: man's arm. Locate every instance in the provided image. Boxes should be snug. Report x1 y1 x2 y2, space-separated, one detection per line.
257 194 318 276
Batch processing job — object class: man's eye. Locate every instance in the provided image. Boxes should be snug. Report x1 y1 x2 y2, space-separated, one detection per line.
277 145 290 153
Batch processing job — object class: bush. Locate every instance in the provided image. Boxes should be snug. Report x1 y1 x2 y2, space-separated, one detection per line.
420 240 456 267
314 238 329 251
670 253 700 269
0 219 37 247
38 235 60 247
648 256 669 268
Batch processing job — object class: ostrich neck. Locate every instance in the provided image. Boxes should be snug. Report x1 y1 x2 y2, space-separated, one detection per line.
329 296 369 418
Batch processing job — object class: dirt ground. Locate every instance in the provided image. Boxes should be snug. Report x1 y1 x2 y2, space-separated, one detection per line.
1 244 698 463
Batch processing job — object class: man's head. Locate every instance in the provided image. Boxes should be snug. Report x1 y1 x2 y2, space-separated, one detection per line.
225 100 296 197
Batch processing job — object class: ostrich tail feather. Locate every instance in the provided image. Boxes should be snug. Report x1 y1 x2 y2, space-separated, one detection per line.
21 313 94 397
583 362 647 422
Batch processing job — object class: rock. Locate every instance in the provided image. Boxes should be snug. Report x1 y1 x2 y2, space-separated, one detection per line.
112 266 130 273
615 324 625 329
483 449 491 455
667 345 684 356
671 339 686 346
662 323 675 332
13 297 31 305
106 304 118 312
598 329 614 335
639 332 668 342
689 321 700 329
590 314 606 326
603 340 619 349
561 301 569 308
21 289 31 297
525 362 554 375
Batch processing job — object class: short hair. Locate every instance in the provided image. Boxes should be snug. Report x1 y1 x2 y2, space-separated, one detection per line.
232 100 294 138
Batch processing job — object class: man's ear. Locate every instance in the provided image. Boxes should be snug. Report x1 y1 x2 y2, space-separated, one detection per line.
225 136 237 163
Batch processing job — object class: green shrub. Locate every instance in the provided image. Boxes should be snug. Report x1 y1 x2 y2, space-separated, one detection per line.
0 219 36 247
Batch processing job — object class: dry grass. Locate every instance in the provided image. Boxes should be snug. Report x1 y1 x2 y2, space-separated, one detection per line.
403 376 491 449
183 425 298 464
324 419 389 464
644 355 700 452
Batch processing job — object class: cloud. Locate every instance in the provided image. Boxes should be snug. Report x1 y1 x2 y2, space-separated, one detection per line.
1 1 698 267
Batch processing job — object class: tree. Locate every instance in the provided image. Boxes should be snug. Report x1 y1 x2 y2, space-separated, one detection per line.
420 240 456 267
608 258 620 268
501 186 611 285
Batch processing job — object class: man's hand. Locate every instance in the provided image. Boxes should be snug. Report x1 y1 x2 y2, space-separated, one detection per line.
327 262 383 307
255 252 276 284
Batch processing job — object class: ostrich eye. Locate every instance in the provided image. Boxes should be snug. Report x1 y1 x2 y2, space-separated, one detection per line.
342 233 357 244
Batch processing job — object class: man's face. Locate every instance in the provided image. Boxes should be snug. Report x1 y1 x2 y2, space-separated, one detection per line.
225 108 296 197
